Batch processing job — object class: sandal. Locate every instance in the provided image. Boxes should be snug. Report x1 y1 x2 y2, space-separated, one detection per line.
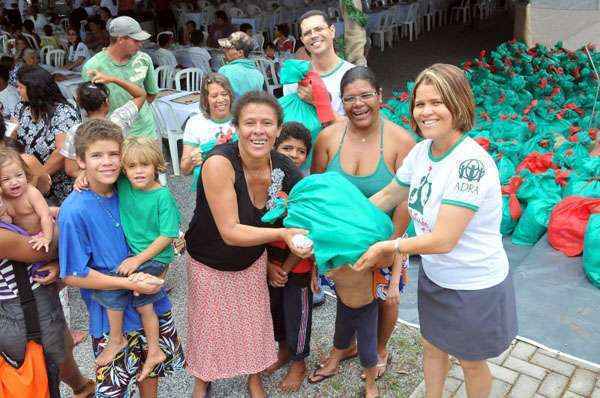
317 349 358 368
307 368 338 384
72 379 95 398
361 353 390 381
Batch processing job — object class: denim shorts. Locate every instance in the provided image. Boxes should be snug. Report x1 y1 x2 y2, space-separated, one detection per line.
92 259 168 311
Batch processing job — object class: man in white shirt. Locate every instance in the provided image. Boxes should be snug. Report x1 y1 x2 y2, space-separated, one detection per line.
155 32 178 67
0 65 19 118
187 30 212 73
283 9 354 118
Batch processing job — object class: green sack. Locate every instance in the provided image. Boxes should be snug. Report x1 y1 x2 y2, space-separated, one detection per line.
261 172 394 274
511 199 556 246
583 214 600 288
500 196 518 235
563 157 600 198
278 60 322 171
516 169 562 205
497 156 516 185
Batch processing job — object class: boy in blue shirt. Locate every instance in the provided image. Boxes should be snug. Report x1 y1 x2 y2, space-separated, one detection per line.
58 119 184 397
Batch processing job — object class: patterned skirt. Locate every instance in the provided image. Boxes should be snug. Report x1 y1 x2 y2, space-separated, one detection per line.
186 251 277 381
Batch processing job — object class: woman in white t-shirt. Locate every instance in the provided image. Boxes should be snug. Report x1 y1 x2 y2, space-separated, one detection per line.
64 28 90 71
180 73 236 175
354 64 517 398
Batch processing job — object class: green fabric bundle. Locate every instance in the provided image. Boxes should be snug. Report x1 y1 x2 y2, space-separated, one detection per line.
261 172 394 274
583 214 600 289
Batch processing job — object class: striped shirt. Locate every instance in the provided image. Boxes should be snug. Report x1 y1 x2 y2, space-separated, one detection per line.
0 258 40 300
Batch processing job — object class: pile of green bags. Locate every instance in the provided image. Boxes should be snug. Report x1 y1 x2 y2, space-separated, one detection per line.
383 40 599 249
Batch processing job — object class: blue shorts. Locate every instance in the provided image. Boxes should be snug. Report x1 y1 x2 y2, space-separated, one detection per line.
92 259 168 311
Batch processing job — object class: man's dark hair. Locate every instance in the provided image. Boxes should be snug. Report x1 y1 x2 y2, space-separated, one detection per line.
298 9 330 30
239 23 252 34
76 82 109 112
158 32 171 47
214 10 229 23
0 64 10 83
276 121 312 154
190 29 204 46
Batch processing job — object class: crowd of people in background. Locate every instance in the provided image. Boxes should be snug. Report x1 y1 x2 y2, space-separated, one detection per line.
0 2 518 398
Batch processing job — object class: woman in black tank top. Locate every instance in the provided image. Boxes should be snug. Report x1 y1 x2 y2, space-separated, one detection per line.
184 92 312 398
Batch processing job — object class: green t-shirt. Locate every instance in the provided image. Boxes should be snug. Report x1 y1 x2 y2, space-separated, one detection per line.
82 50 159 138
218 58 265 98
117 177 180 264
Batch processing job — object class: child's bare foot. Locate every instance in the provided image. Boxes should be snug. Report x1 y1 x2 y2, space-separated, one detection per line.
264 344 291 374
137 349 166 381
365 382 379 398
95 336 127 366
248 373 267 398
279 360 306 392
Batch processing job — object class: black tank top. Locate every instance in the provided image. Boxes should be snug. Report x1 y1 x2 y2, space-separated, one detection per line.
185 143 302 271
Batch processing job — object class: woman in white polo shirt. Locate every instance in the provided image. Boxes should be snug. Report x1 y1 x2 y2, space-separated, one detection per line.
354 63 517 398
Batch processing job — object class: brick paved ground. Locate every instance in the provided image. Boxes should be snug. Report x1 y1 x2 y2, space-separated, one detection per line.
409 339 600 398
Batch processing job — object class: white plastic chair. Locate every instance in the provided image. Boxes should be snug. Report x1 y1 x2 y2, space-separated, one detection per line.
246 4 262 17
60 17 70 32
174 67 204 91
3 38 14 55
154 65 175 89
151 102 183 176
22 32 39 49
398 3 419 42
254 57 280 95
371 13 394 49
46 49 66 67
327 7 341 21
229 7 245 17
424 0 445 30
0 34 10 54
451 0 470 24
39 45 53 65
253 33 265 51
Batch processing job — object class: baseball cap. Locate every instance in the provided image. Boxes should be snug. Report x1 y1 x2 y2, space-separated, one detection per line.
108 16 151 41
218 31 253 52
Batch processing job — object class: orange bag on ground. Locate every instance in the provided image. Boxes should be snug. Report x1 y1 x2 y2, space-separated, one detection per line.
0 341 50 398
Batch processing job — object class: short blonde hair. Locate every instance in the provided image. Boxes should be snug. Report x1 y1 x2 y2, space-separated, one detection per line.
410 63 475 136
121 136 167 174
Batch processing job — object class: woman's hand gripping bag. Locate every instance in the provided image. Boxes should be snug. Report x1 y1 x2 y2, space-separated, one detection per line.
261 172 394 275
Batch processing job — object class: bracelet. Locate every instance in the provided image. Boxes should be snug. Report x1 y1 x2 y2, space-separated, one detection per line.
394 238 403 254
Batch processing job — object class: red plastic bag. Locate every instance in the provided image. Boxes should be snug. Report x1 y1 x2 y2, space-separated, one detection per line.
501 176 523 220
547 196 600 256
516 152 557 174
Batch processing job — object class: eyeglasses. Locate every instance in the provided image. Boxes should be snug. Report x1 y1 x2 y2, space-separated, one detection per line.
341 91 378 104
301 25 331 38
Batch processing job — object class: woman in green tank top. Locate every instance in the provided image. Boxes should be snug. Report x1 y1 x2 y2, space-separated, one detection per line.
310 66 416 385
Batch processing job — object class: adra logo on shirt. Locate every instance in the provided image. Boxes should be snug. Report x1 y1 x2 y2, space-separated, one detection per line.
408 169 432 215
456 159 485 195
458 159 485 182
